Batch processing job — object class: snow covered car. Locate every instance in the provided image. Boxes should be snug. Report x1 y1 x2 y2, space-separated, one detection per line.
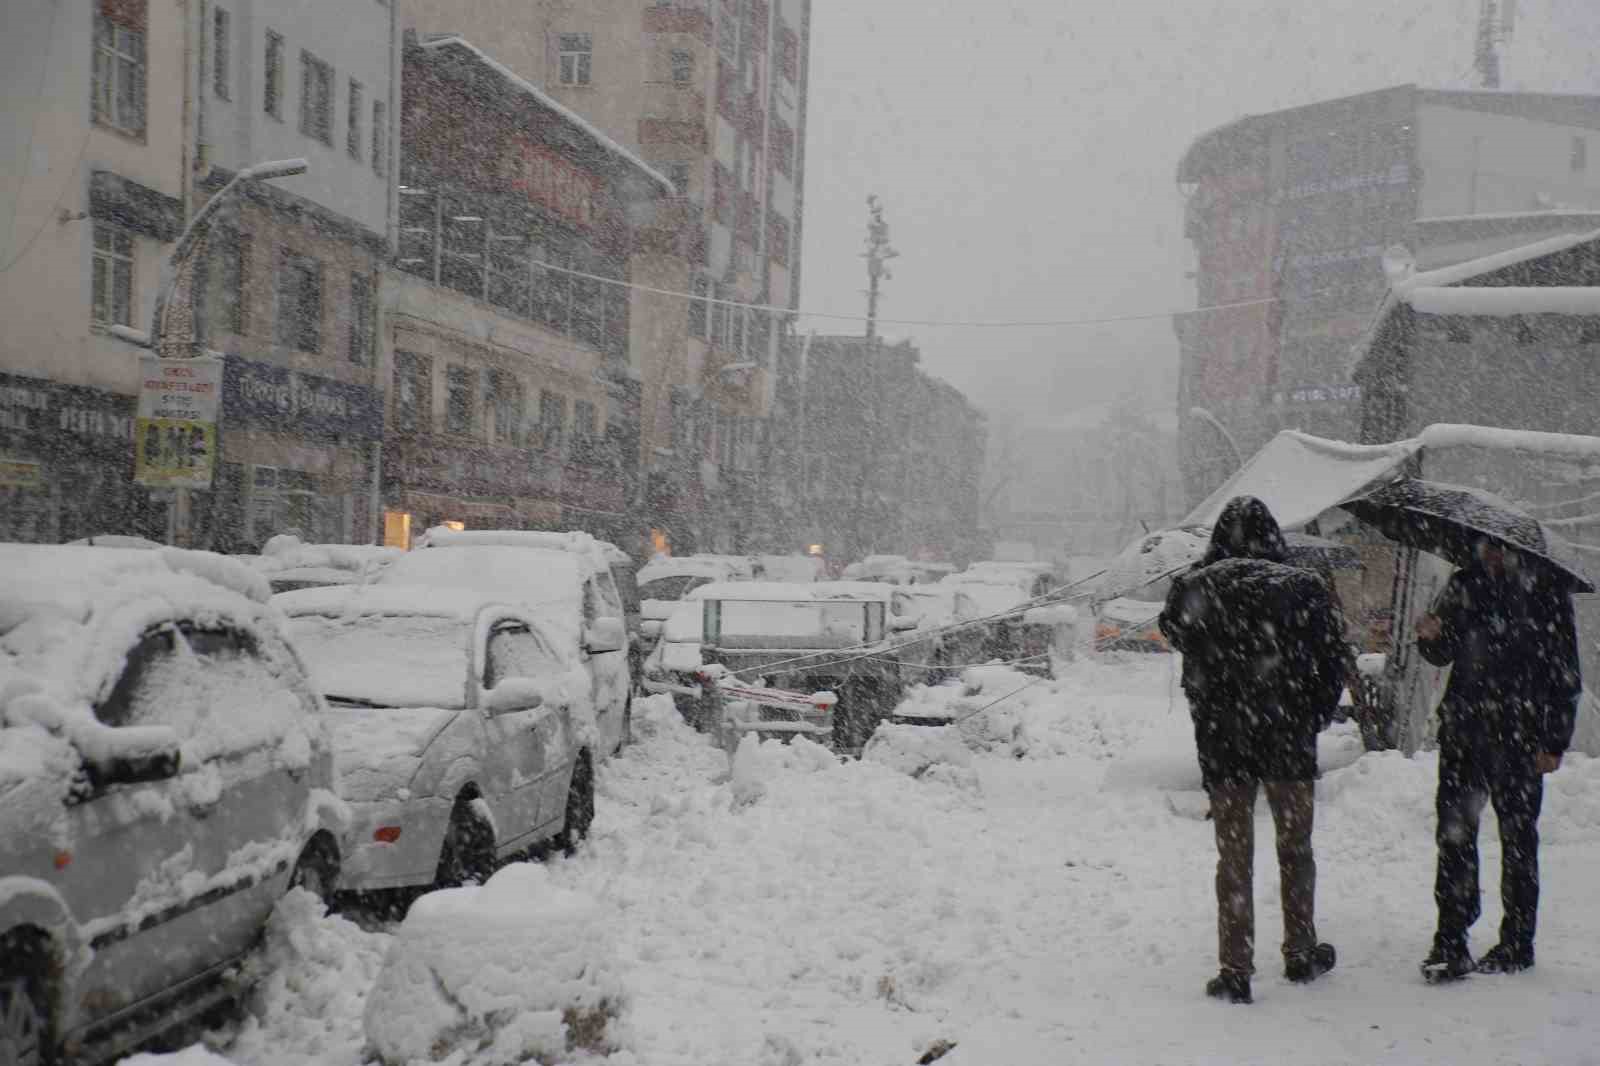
248 534 403 594
635 555 749 657
946 560 1059 599
952 581 1066 675
0 546 342 1066
276 586 596 893
1091 527 1210 652
650 581 913 754
377 542 631 758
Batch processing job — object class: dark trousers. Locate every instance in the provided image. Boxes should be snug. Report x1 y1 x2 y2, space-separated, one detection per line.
1434 743 1545 953
1210 779 1318 976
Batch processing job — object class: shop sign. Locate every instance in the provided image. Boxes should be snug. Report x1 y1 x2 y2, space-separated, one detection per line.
502 138 599 228
223 355 383 439
0 372 135 447
135 354 223 490
0 456 43 488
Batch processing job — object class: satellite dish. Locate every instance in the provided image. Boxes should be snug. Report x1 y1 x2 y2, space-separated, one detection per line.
1381 244 1416 285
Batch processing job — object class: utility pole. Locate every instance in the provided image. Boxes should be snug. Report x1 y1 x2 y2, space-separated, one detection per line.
853 195 898 558
862 194 897 344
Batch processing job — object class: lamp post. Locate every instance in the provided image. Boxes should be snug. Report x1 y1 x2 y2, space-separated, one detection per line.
145 158 307 545
1187 406 1244 472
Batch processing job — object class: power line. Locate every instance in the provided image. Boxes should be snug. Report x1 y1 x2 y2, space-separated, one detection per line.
526 256 1277 330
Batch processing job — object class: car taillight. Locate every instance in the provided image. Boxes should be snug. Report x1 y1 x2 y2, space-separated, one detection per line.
373 826 402 843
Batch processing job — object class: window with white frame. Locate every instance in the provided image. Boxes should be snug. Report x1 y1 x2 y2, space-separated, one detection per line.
299 50 334 145
559 34 592 86
91 224 135 327
92 12 146 136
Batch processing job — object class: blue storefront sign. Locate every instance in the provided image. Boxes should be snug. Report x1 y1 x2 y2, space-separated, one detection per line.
221 355 382 440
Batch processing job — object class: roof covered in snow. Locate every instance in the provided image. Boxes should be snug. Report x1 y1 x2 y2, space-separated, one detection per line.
273 584 509 622
415 527 627 572
689 581 895 603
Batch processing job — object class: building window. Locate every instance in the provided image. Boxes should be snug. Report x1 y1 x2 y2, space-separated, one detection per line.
670 49 694 84
264 31 284 118
204 226 249 336
772 118 795 178
372 100 387 175
348 272 373 364
275 251 322 352
92 12 146 136
539 390 566 451
574 399 597 443
1573 136 1588 173
558 34 592 86
393 350 431 433
91 224 135 327
213 7 231 99
299 51 334 145
347 80 363 159
665 162 691 197
446 365 475 435
768 213 790 266
777 24 799 82
490 369 524 445
688 273 709 338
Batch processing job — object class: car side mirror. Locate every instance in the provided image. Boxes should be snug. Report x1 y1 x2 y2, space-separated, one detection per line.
482 677 546 715
79 725 182 791
584 617 626 654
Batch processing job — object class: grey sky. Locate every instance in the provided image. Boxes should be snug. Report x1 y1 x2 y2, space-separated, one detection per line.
799 0 1600 425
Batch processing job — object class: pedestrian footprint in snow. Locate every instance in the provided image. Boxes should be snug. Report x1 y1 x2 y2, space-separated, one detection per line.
1415 536 1582 983
1158 496 1346 1004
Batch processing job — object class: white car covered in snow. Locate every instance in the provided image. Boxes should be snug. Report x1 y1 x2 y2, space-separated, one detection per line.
0 545 343 1065
376 543 632 759
276 586 598 894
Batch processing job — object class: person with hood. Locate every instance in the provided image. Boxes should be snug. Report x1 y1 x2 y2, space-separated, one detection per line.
1159 496 1346 1004
1414 537 1582 983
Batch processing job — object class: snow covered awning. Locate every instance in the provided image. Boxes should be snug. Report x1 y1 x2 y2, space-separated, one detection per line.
1180 431 1419 532
1404 286 1600 316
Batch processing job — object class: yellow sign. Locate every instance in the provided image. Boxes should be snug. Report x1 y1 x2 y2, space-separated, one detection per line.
0 457 43 489
135 355 223 489
135 418 218 489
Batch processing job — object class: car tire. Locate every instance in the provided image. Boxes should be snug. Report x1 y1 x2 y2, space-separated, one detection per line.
435 796 496 888
554 752 595 855
288 833 341 910
0 934 50 1066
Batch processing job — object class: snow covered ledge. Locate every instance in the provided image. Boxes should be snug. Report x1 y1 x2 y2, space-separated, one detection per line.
364 863 628 1063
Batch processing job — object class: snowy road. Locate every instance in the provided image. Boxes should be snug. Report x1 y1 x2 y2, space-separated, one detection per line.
138 657 1600 1066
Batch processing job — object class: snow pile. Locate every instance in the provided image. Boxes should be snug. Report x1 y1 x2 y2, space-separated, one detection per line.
122 1048 239 1066
861 722 978 792
364 863 629 1064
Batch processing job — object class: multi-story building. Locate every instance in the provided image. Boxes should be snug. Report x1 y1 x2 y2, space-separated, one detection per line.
1175 86 1600 507
183 0 397 549
379 34 672 549
397 0 813 553
0 0 188 542
788 335 985 565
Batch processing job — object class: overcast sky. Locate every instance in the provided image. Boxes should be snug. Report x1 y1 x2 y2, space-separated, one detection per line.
797 0 1600 426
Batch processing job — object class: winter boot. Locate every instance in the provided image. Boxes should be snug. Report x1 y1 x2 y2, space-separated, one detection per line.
1205 969 1252 1004
1420 937 1475 984
1474 942 1534 974
1284 942 1337 983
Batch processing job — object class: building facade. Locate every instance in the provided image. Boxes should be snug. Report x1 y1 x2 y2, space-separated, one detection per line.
0 0 188 542
380 35 671 550
396 0 813 553
787 335 985 566
1175 86 1600 508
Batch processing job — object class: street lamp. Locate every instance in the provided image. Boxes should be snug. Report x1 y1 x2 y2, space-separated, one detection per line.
149 158 307 351
1187 406 1244 472
142 159 307 546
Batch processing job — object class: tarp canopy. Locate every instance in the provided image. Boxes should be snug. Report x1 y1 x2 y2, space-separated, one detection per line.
1181 431 1420 532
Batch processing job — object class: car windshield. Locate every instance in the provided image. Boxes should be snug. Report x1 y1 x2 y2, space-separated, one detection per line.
288 613 469 709
639 575 714 601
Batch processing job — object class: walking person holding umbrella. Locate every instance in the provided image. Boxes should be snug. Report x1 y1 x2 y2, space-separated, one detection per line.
1342 480 1587 982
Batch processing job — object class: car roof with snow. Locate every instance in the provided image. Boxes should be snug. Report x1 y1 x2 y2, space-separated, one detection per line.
688 580 895 602
377 544 588 614
414 527 628 572
251 536 403 575
637 556 744 584
273 583 521 622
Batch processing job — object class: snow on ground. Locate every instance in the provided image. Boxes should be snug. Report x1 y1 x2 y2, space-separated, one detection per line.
139 656 1600 1066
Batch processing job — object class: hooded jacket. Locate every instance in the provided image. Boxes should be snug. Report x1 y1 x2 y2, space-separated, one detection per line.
1158 497 1347 787
1417 559 1582 764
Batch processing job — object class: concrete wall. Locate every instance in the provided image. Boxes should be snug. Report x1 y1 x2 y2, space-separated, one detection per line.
0 0 188 395
199 0 395 237
1418 103 1600 219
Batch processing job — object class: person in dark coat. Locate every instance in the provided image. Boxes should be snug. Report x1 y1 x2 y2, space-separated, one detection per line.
1159 496 1347 1004
1415 537 1582 982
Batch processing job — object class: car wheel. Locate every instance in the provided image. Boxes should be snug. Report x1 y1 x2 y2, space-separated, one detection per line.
0 936 49 1066
554 752 594 855
435 797 496 888
288 833 341 909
